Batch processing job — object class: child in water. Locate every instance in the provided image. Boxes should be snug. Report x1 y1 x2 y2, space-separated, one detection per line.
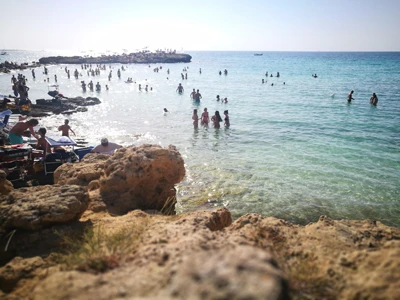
192 109 199 129
211 111 223 128
201 108 209 126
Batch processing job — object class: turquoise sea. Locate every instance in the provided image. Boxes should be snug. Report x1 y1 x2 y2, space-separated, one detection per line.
1 50 399 227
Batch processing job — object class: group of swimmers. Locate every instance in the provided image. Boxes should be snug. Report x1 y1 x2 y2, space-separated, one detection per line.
347 90 378 106
192 108 229 129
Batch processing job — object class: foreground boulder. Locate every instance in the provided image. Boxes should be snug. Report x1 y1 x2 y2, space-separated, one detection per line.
0 185 89 231
2 208 399 299
55 144 185 214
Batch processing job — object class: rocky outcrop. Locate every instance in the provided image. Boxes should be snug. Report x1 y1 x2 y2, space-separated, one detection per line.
0 144 399 299
39 52 192 65
0 170 13 195
54 144 186 214
30 96 101 117
2 208 399 299
0 61 38 74
0 185 89 231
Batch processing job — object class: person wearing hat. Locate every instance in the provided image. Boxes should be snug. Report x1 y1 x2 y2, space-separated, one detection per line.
90 138 122 155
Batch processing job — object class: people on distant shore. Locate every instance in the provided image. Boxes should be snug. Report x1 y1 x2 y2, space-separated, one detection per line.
201 108 209 126
370 93 378 106
90 138 122 155
211 111 223 128
58 119 76 137
348 90 355 102
176 83 184 94
192 109 199 129
9 119 39 144
224 110 230 128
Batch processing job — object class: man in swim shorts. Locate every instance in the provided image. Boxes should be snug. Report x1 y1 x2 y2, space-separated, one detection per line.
9 119 39 144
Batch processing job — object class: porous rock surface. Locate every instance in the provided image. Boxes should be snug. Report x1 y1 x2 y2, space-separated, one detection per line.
55 144 186 214
0 185 89 231
1 208 399 299
0 170 14 195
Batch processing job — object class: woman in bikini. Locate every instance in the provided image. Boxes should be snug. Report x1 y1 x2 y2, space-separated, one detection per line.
200 108 209 126
211 111 223 128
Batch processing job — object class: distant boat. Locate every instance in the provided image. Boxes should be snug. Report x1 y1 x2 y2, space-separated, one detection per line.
254 53 263 56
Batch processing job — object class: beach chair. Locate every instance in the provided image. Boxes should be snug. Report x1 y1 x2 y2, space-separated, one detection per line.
43 136 79 175
0 110 12 129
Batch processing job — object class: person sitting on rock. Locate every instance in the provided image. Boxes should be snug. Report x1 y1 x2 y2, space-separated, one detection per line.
90 138 122 155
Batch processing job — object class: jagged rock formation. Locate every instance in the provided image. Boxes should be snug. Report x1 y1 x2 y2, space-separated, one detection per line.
54 144 186 214
39 52 192 65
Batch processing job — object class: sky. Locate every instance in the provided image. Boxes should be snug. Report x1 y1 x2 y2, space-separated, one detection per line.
1 0 400 52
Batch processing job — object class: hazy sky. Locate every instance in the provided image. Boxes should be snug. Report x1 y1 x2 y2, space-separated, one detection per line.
1 0 399 52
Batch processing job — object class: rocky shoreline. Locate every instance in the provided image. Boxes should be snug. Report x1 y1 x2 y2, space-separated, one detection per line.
38 52 192 65
30 96 101 117
0 144 399 299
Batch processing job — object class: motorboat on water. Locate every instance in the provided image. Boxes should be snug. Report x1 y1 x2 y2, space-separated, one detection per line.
254 53 263 56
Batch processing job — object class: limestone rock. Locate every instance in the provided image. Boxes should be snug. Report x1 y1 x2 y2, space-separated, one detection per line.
29 208 289 300
54 154 108 187
55 144 185 215
98 144 185 213
0 170 13 195
0 185 89 231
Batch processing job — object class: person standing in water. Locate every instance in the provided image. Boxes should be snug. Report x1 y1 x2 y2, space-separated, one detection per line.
201 108 209 126
176 83 184 94
211 111 223 128
348 90 355 102
370 93 378 106
192 109 199 129
194 89 202 101
58 119 76 137
190 89 196 99
223 110 230 128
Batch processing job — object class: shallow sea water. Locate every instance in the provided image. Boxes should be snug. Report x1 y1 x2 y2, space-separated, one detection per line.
1 50 399 226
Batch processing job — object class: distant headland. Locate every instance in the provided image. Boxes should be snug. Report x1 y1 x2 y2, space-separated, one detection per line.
39 50 192 65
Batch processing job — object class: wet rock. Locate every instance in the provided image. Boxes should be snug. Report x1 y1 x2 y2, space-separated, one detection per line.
30 96 101 117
